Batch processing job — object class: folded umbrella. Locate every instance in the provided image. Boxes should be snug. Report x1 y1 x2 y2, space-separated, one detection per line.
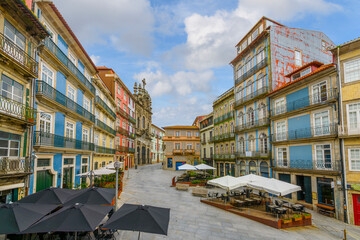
18 187 78 204
103 203 170 239
23 203 112 233
65 187 115 205
0 203 57 234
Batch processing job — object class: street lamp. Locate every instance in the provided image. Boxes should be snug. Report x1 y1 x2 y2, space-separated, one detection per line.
114 160 121 211
127 153 130 179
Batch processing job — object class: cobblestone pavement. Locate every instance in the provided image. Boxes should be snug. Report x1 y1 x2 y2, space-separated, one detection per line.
115 163 360 240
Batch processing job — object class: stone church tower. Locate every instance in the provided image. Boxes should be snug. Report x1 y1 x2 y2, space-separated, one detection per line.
133 79 152 165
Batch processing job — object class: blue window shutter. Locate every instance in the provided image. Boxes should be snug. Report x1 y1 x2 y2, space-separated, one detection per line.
57 34 68 54
286 87 309 111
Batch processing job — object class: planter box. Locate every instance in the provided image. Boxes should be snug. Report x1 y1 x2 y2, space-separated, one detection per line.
293 217 302 222
303 214 311 219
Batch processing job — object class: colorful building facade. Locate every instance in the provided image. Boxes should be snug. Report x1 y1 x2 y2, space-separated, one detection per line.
333 38 360 225
163 126 200 170
151 124 165 164
0 0 48 202
200 113 214 166
31 1 98 192
213 88 236 176
269 62 343 220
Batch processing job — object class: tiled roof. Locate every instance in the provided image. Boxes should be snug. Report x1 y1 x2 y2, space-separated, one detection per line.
331 37 360 50
268 63 335 96
49 3 97 72
284 61 323 78
162 125 199 129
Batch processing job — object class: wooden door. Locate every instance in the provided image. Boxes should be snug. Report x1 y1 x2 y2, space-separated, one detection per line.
353 194 360 226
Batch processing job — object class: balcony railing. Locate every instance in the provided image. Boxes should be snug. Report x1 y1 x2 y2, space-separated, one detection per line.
338 125 360 137
173 149 183 155
34 131 94 151
235 57 267 86
185 149 195 155
129 147 135 153
235 118 269 132
214 112 234 124
43 37 95 95
116 126 129 136
208 137 214 143
129 132 136 139
201 139 206 144
214 154 236 160
271 89 338 117
116 146 129 152
235 86 269 108
213 132 235 142
0 157 30 174
0 33 37 76
274 159 341 172
129 116 136 124
236 151 270 158
95 145 115 154
116 106 129 119
96 96 116 119
272 124 337 142
0 95 37 124
95 119 116 135
36 81 95 123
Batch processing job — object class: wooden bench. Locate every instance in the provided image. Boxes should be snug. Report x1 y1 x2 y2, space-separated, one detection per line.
316 203 335 217
176 183 189 191
192 187 208 197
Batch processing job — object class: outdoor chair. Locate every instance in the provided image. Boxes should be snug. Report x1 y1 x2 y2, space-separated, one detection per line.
275 199 284 207
292 203 305 213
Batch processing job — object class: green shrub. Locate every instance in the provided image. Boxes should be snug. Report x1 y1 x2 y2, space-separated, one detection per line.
292 214 302 219
191 180 202 184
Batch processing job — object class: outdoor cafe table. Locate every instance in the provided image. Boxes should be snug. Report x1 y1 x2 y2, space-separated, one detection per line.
235 200 245 207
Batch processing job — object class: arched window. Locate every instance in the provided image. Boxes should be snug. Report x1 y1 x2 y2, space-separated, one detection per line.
256 46 265 64
238 112 244 127
142 116 145 129
248 135 255 152
231 143 235 154
246 80 254 97
216 145 219 154
230 122 234 133
258 103 266 120
240 161 246 176
239 137 245 153
220 125 223 135
259 133 268 153
220 145 223 154
137 117 140 128
260 161 269 177
245 56 253 73
236 64 243 79
247 108 255 126
215 128 218 136
257 73 266 90
224 124 228 133
249 161 257 174
225 144 229 154
237 87 244 101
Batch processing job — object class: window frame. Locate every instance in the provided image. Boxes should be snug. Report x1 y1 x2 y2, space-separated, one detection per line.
277 147 288 167
349 148 360 171
344 58 360 83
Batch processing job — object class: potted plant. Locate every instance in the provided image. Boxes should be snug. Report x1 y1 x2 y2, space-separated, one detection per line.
302 213 311 219
292 214 302 222
282 218 292 225
125 165 128 170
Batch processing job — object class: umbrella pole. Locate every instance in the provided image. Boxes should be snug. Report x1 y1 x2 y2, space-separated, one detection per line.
138 231 141 240
75 232 77 240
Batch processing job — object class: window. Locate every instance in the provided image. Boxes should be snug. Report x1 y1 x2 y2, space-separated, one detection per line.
196 143 200 150
94 134 99 145
249 161 256 174
274 98 285 115
277 148 288 167
95 110 100 120
256 47 265 64
257 73 266 90
258 103 266 120
344 58 360 83
142 116 145 129
83 98 90 112
4 19 25 50
94 162 99 170
43 22 55 41
252 28 259 40
259 134 268 153
300 67 311 77
240 161 246 176
348 103 360 131
64 158 74 165
231 143 235 154
1 74 23 103
245 56 252 73
238 112 244 126
315 144 332 169
187 143 192 150
175 143 180 150
110 139 113 149
102 136 106 146
175 131 180 137
241 41 248 52
314 111 329 136
37 159 50 167
82 128 88 142
247 108 255 126
349 149 360 171
68 52 76 65
248 135 255 152
67 84 75 101
246 80 254 97
312 81 327 104
276 121 286 141
295 50 302 66
65 122 74 138
39 112 52 133
239 137 245 153
118 85 121 95
187 131 191 137
236 64 243 79
196 132 199 137
41 63 54 86
0 132 20 157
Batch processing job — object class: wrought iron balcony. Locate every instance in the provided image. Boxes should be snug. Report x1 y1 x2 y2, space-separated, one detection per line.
214 154 236 160
213 132 235 142
235 86 269 108
236 151 270 158
271 88 338 117
173 149 183 155
235 118 269 132
274 159 341 172
129 147 135 153
36 81 95 123
272 124 337 142
96 96 116 120
185 149 195 155
43 37 95 95
201 139 206 144
338 125 360 138
95 119 116 135
129 116 136 124
0 157 30 175
116 126 129 136
208 137 214 143
116 146 129 152
235 57 267 86
95 145 115 154
34 131 94 151
214 111 234 124
116 106 129 119
0 33 37 77
0 95 37 125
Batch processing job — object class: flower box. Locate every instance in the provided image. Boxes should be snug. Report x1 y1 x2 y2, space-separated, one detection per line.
282 219 292 224
303 214 311 219
293 217 302 222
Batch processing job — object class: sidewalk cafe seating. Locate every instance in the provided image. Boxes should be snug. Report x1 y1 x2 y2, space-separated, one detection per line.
292 203 305 213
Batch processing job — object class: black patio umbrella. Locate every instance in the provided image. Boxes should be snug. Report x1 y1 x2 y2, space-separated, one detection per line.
103 204 170 239
64 187 115 205
23 203 112 235
0 202 57 234
18 187 78 204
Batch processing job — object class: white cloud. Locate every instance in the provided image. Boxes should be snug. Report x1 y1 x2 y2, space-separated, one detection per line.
52 0 154 56
90 55 101 65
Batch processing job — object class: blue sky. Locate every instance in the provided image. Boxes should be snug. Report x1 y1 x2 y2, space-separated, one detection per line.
53 0 360 127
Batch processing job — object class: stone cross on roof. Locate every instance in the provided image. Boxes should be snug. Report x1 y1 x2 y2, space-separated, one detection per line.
142 78 146 89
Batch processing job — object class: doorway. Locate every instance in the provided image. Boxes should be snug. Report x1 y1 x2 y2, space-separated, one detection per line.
296 175 312 204
353 194 360 226
36 170 53 192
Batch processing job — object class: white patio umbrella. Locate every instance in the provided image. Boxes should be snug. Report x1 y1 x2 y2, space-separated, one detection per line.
178 163 197 171
76 168 115 177
248 178 301 196
207 175 246 192
105 162 124 170
194 163 216 177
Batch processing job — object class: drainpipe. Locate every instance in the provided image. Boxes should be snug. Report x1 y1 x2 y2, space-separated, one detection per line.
336 47 349 223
